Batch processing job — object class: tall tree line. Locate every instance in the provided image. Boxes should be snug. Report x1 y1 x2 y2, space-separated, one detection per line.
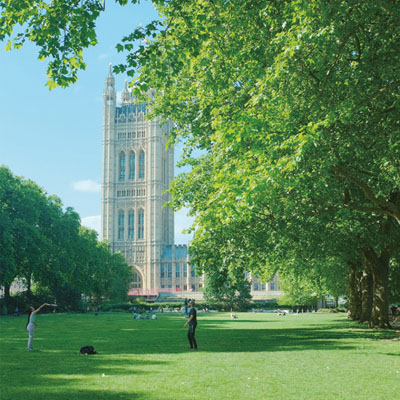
0 166 131 310
124 0 400 327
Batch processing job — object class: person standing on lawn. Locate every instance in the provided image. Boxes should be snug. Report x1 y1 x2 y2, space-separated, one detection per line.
184 300 198 350
26 303 54 350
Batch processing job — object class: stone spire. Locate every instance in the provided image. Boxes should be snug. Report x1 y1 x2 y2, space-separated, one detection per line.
121 79 131 104
105 63 115 87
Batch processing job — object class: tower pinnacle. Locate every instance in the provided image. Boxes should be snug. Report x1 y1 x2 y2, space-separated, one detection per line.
105 63 115 88
121 79 131 104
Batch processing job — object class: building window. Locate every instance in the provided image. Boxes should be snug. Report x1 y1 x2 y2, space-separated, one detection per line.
162 158 166 184
262 283 266 290
176 284 180 289
191 266 195 278
184 284 187 291
191 284 196 291
163 209 168 242
128 210 134 239
138 209 144 239
168 284 172 289
270 283 275 290
160 265 165 278
118 210 124 240
131 272 141 288
183 264 187 278
129 152 135 180
119 152 126 181
176 264 180 278
139 151 145 179
254 283 259 291
161 284 165 289
167 264 172 278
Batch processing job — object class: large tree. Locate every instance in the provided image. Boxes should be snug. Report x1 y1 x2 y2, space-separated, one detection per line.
128 0 399 327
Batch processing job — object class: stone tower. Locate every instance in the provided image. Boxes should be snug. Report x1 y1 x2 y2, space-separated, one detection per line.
102 65 174 290
101 67 203 294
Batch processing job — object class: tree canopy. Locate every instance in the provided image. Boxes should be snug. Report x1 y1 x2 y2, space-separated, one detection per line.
0 166 131 310
127 0 400 327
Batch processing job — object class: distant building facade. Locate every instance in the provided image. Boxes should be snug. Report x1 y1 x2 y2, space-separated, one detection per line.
250 275 283 300
101 67 203 295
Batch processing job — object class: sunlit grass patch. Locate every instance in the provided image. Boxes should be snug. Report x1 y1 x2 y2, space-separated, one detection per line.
0 312 398 399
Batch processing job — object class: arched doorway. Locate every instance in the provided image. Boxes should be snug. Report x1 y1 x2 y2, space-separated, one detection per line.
130 268 143 289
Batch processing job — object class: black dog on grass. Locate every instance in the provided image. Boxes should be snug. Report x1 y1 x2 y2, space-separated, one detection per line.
80 345 97 354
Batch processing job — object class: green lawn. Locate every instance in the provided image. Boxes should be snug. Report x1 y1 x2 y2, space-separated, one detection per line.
0 311 399 400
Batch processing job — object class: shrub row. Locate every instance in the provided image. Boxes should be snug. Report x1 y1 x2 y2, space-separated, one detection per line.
0 291 91 315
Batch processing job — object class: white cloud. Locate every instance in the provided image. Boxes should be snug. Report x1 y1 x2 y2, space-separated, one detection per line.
174 208 195 245
81 215 101 235
72 180 101 193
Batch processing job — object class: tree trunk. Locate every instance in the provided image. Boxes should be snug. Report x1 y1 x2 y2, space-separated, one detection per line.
2 283 11 314
359 269 373 323
321 295 326 309
348 262 363 320
369 254 390 328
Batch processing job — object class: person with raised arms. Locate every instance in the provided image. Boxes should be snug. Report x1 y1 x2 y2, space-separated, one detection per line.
26 303 56 351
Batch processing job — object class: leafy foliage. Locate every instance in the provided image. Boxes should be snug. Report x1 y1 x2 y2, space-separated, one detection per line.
122 0 400 327
0 166 132 310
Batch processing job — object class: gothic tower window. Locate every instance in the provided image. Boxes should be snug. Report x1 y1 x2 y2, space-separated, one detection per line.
162 157 166 184
118 210 124 240
162 208 168 242
139 151 145 179
128 210 134 239
119 152 126 181
131 272 141 288
138 209 144 239
129 152 135 180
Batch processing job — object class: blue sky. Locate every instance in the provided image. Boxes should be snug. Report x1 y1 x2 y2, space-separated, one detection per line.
0 1 194 244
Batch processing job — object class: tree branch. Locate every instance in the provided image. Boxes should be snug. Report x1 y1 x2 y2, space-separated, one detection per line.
356 80 400 109
322 25 360 93
333 164 400 224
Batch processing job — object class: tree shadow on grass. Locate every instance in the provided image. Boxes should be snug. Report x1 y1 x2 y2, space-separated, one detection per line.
1 352 171 400
2 386 153 400
77 314 397 356
1 313 397 400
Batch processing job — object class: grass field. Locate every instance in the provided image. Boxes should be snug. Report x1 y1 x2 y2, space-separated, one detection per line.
0 311 399 400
